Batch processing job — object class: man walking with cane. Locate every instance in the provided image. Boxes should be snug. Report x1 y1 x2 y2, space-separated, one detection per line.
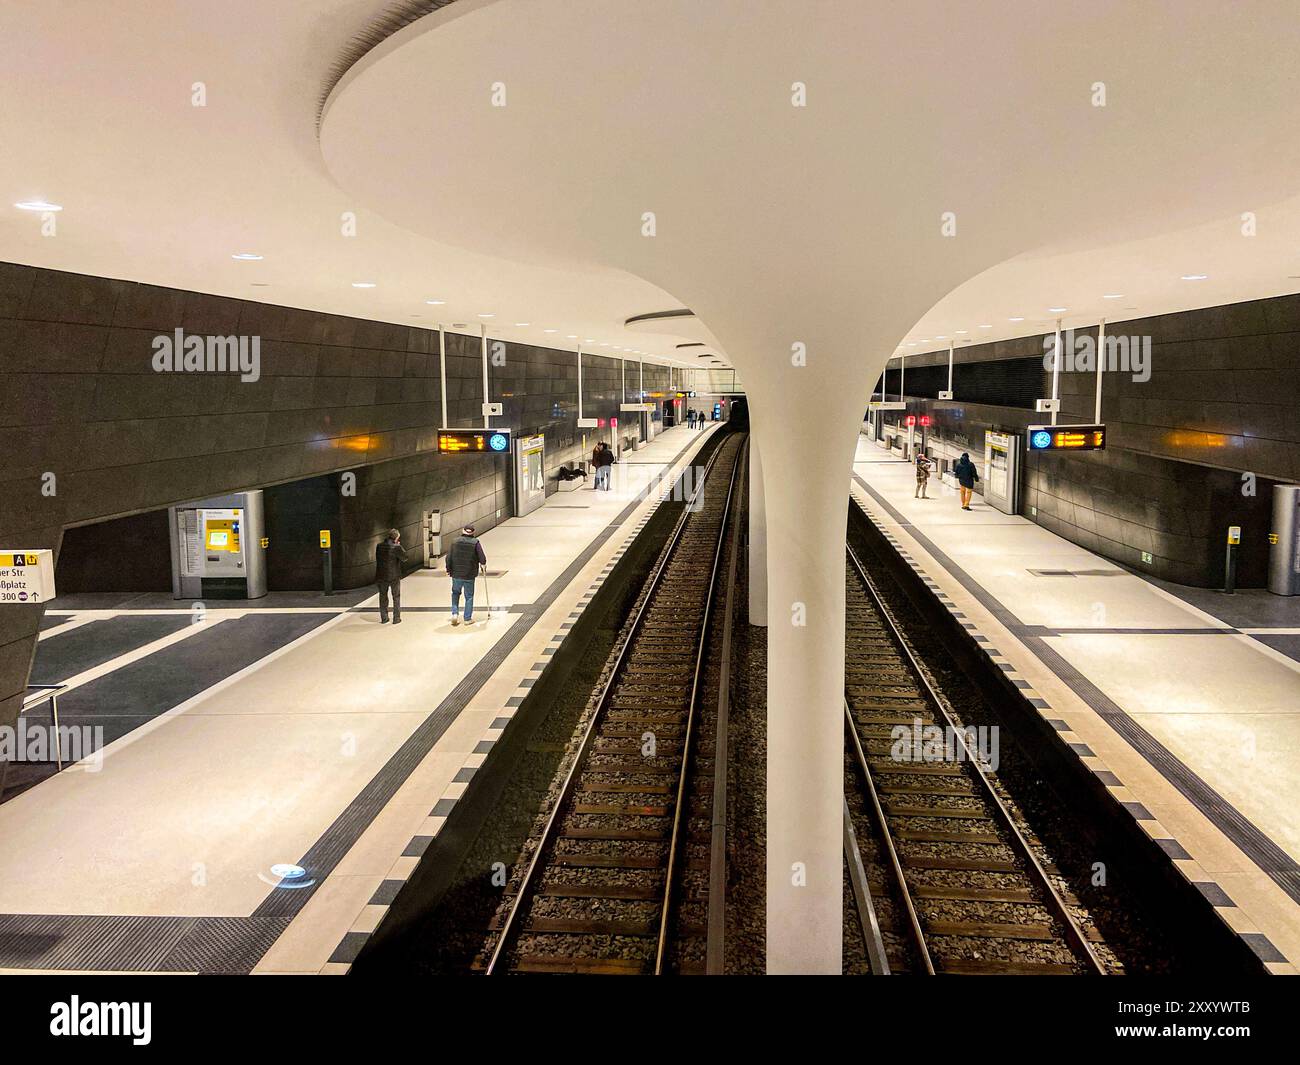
446 523 487 626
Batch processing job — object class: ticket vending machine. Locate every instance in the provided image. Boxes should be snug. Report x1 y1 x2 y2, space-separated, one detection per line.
983 431 1020 515
514 433 546 518
170 490 267 599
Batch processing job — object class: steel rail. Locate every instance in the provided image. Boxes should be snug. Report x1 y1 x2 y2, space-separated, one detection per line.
843 794 892 975
670 434 743 972
484 432 737 975
654 435 744 972
845 540 1107 975
704 437 748 974
845 696 933 974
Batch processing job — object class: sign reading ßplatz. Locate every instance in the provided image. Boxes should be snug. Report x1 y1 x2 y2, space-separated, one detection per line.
0 549 56 604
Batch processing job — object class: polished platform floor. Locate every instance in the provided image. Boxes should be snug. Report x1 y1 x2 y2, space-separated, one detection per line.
0 424 716 973
852 434 1300 973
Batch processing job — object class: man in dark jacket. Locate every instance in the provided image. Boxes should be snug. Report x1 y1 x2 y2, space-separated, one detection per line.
375 528 407 624
953 452 980 511
446 524 487 625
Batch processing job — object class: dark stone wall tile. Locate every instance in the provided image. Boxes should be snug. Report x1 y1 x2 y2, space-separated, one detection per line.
22 269 124 326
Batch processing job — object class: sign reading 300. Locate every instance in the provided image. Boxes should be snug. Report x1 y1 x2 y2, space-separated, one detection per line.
0 549 56 604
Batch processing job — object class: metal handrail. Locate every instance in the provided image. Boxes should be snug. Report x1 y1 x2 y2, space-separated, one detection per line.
484 433 736 974
22 683 68 770
846 541 1107 974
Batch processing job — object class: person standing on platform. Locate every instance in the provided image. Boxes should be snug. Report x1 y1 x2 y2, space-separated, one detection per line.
593 440 615 491
914 453 933 499
953 452 980 511
447 524 487 626
375 528 407 624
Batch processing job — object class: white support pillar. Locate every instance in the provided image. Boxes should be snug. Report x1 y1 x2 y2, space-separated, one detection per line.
438 325 448 429
748 438 767 626
577 344 584 419
760 414 851 974
947 339 954 395
1094 318 1106 423
480 324 491 428
898 352 905 401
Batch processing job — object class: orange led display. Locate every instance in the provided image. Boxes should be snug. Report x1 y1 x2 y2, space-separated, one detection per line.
1027 424 1106 452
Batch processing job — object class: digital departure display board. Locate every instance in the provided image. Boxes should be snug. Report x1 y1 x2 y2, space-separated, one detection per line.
1026 424 1106 452
437 429 512 454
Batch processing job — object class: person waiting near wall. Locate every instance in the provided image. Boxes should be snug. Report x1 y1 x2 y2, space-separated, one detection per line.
375 528 406 624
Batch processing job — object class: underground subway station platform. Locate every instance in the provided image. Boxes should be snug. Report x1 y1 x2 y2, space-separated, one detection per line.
1 0 1298 1047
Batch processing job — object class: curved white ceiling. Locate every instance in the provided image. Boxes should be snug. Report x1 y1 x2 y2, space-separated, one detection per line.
319 0 1300 425
0 0 689 364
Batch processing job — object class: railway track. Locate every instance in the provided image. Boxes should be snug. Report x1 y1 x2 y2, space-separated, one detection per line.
482 431 747 974
842 543 1107 976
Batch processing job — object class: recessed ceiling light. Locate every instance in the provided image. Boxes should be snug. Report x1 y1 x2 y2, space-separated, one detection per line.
425 299 445 305
543 328 557 333
514 322 530 327
955 329 968 334
1181 274 1208 281
979 324 992 329
566 334 578 339
935 335 947 340
1009 316 1025 322
478 312 495 318
352 282 376 288
907 342 916 347
583 338 595 343
1048 307 1067 313
1102 293 1124 299
231 253 263 261
14 200 61 212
